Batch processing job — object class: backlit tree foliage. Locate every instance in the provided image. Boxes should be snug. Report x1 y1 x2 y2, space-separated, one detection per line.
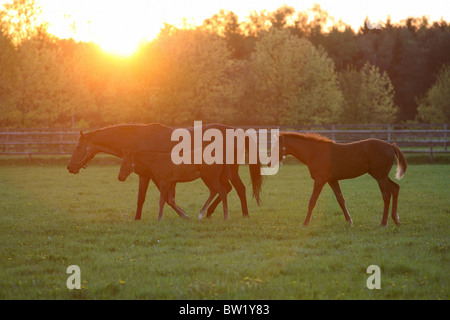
416 64 450 123
0 1 449 128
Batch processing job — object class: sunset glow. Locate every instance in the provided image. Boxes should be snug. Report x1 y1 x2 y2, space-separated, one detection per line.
2 0 449 56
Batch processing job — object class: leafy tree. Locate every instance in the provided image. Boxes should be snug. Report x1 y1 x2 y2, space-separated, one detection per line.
202 10 249 59
416 64 450 123
1 0 46 45
148 28 236 125
0 16 18 126
323 26 359 71
269 6 295 30
11 33 73 127
339 63 398 123
388 26 429 120
1 3 449 128
250 28 343 125
356 17 450 121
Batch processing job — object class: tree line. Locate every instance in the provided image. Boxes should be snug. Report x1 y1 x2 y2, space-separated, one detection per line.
0 1 449 128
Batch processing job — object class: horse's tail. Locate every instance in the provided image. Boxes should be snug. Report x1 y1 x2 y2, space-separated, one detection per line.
245 132 263 206
249 161 263 206
392 143 407 180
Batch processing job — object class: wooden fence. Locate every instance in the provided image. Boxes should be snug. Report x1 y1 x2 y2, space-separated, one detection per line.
0 124 448 162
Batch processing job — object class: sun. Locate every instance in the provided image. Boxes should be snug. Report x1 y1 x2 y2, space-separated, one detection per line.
38 0 163 57
81 1 164 57
89 17 151 57
97 35 142 57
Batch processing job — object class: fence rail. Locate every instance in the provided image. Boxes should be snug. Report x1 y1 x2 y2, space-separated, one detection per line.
0 124 448 162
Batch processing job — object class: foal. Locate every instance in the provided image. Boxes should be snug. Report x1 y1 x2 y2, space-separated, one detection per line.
277 132 407 226
118 151 231 220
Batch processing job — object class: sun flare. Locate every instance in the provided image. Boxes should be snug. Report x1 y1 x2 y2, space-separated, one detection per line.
87 16 152 57
38 0 164 56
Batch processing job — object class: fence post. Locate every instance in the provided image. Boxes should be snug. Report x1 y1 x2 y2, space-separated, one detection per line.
6 128 9 153
444 124 447 151
429 130 433 163
59 130 63 154
28 138 32 161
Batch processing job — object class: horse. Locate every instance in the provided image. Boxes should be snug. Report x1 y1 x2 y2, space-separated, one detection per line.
67 123 262 220
275 132 407 226
118 150 231 220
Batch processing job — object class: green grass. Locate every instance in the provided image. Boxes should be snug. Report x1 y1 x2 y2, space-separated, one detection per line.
0 156 449 299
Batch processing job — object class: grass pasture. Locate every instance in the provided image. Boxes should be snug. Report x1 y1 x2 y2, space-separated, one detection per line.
0 156 449 300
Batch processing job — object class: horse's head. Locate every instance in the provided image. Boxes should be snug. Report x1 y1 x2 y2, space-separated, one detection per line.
118 151 134 181
67 131 94 174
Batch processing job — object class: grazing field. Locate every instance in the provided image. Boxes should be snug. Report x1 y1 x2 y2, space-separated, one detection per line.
0 156 448 300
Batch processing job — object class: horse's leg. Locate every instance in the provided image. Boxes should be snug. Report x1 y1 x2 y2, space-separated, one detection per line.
376 177 391 226
198 191 217 220
135 175 150 220
228 165 248 217
166 199 190 219
388 178 401 225
219 189 229 220
206 181 232 218
157 192 165 221
304 180 325 226
206 165 249 218
206 195 221 217
328 179 353 225
166 184 190 220
157 182 170 221
216 180 230 220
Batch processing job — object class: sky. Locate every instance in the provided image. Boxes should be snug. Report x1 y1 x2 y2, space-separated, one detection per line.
2 0 449 55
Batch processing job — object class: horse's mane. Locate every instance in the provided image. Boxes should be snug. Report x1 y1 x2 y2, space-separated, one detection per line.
282 132 334 143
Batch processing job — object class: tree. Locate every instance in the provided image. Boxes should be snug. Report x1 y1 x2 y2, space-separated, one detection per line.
416 64 450 123
1 0 46 45
0 16 18 126
202 10 249 59
355 16 450 121
250 28 343 125
269 6 295 30
323 26 359 71
11 32 73 127
148 27 236 125
388 26 429 120
339 63 398 124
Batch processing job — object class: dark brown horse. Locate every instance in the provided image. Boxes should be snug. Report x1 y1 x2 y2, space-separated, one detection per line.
276 132 407 226
118 150 231 220
67 123 262 220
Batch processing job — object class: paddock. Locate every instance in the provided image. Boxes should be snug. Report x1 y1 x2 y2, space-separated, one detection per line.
0 158 448 299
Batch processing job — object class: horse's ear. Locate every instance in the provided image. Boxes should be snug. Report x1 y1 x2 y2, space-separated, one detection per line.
79 131 85 139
